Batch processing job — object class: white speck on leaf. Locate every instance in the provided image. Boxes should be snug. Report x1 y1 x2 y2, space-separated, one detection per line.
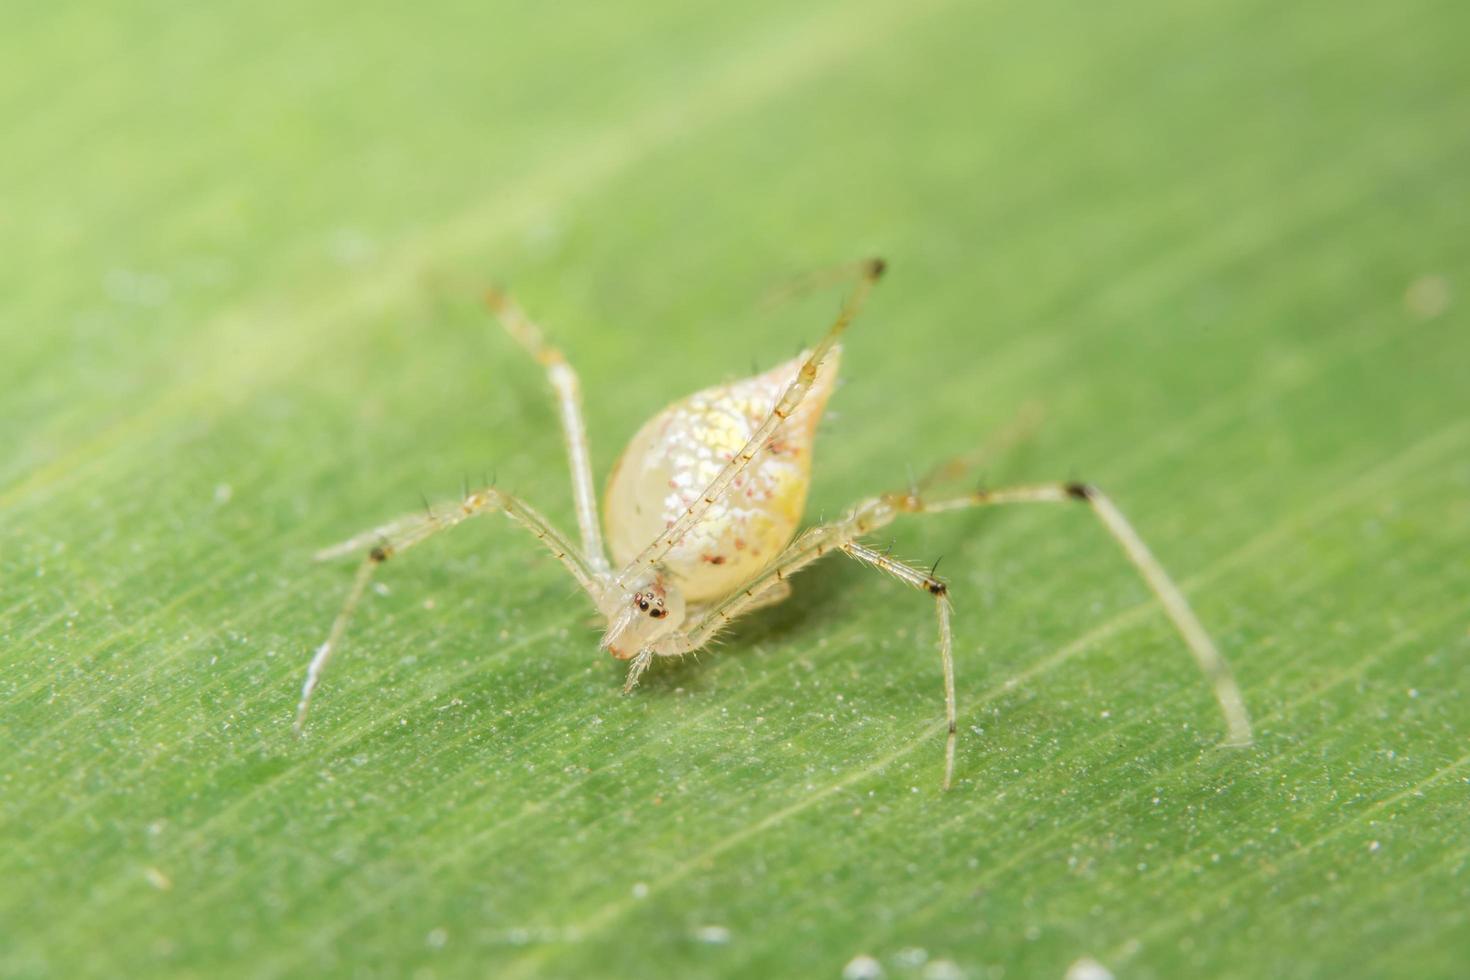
1065 957 1115 980
426 927 448 949
843 954 884 980
693 925 731 944
894 946 928 967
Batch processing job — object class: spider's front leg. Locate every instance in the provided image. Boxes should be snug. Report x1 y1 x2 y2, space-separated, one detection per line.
295 487 601 735
839 541 958 788
634 511 963 786
622 650 656 694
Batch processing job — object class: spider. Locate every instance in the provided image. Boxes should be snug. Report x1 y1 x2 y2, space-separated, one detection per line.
293 258 1252 788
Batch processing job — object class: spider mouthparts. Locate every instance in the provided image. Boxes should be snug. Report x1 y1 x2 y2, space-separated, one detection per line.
604 642 637 661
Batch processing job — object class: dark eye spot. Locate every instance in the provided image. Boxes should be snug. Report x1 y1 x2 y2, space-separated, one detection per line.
650 608 664 619
637 598 649 611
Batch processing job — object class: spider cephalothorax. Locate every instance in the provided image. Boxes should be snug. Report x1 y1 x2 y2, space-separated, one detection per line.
599 576 686 660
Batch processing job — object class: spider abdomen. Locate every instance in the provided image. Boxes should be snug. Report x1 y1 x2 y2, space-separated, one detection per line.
603 349 840 602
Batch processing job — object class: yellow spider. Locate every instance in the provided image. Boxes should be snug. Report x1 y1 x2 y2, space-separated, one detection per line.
294 259 1251 788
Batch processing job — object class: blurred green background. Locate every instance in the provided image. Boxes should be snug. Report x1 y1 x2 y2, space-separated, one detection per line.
2 0 1467 977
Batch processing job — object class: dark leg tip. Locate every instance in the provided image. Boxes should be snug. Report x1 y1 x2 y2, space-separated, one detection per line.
1064 482 1096 501
369 545 390 563
867 257 887 279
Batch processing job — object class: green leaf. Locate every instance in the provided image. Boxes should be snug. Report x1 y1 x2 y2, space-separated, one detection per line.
3 0 1467 977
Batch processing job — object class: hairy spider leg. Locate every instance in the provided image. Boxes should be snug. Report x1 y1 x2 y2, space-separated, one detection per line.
295 487 597 735
614 257 887 591
485 289 610 573
841 541 957 787
677 520 871 649
671 480 1251 788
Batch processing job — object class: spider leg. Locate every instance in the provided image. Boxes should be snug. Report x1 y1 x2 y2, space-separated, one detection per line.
615 257 886 589
296 487 599 734
734 579 792 614
666 511 959 785
677 521 859 650
294 555 379 737
893 481 1253 748
622 649 655 694
841 541 956 790
914 401 1046 493
758 256 895 311
485 288 609 573
673 477 1249 789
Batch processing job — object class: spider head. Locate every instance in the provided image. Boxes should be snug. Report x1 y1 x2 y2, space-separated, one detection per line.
600 574 686 660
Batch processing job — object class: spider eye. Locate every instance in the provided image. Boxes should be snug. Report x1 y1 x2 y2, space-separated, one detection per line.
637 598 650 611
